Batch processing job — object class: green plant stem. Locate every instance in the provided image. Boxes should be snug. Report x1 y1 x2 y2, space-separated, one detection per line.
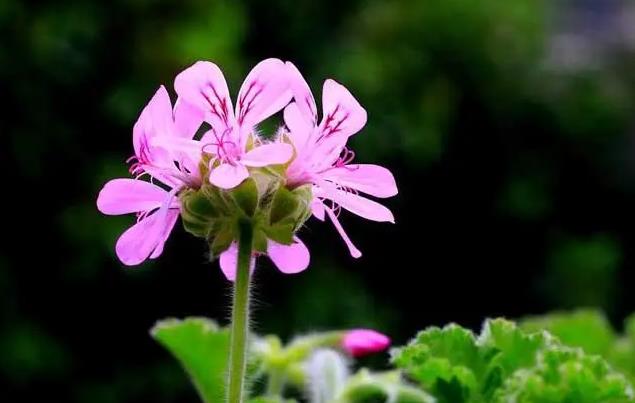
227 219 253 403
266 370 285 397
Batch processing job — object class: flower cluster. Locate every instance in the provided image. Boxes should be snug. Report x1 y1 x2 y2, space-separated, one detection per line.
97 58 397 278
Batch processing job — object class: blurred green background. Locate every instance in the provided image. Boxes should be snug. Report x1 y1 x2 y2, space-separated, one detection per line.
4 0 635 401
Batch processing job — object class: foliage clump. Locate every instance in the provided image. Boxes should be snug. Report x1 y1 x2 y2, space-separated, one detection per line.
152 314 635 402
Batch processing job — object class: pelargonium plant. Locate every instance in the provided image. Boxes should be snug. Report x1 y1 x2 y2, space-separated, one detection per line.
97 58 396 402
98 60 634 403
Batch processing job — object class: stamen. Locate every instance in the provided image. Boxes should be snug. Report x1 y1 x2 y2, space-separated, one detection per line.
325 198 342 217
333 147 359 171
323 203 362 258
202 127 238 166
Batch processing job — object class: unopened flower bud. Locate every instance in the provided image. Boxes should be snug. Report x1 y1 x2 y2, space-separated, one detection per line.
342 329 390 357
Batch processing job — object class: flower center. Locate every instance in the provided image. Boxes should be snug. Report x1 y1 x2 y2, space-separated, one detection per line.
203 128 241 166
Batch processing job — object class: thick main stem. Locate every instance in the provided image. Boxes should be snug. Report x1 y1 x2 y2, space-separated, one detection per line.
227 219 253 403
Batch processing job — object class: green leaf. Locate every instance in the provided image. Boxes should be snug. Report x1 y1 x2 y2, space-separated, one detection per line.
391 324 481 402
608 314 635 385
480 318 550 396
151 317 230 403
520 309 616 356
519 310 635 390
393 318 634 403
494 346 634 403
624 314 635 342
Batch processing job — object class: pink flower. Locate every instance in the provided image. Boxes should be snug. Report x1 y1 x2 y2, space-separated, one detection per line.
172 59 295 189
342 329 391 357
97 86 203 265
283 63 398 257
219 237 311 281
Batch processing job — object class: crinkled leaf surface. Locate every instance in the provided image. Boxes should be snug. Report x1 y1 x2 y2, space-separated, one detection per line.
520 309 635 387
392 318 633 403
521 309 616 356
494 347 634 403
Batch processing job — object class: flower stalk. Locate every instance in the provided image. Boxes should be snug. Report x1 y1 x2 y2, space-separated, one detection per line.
227 218 253 403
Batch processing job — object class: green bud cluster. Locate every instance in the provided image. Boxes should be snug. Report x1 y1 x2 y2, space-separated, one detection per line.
179 167 313 257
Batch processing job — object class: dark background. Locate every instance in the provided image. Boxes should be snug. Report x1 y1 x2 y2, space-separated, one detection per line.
4 0 635 401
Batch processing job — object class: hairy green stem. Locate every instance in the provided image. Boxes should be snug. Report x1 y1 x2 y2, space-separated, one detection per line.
227 219 253 403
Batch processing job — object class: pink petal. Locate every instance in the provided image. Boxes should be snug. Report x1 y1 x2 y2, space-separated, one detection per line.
235 59 292 136
316 183 395 223
323 164 398 198
219 243 256 281
174 61 235 138
267 237 310 274
283 102 313 152
149 208 180 259
148 86 177 137
148 135 203 173
311 199 326 221
115 205 176 266
241 143 293 167
97 178 168 215
173 98 204 139
285 61 317 126
319 79 367 140
309 134 349 172
209 162 249 189
322 202 362 258
133 86 174 167
342 329 390 357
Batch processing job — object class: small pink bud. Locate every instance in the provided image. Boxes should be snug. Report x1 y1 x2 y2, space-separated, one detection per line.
342 329 390 357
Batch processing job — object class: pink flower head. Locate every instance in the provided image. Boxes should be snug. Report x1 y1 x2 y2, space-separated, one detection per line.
283 63 398 258
172 59 295 189
97 86 204 265
342 329 391 357
219 237 310 281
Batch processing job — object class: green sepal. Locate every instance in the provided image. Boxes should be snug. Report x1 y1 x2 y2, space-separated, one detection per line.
184 189 220 219
253 227 269 253
178 165 312 260
201 184 232 215
210 220 236 256
182 218 214 239
231 177 259 217
180 189 218 238
290 184 313 229
269 187 299 224
264 222 295 245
